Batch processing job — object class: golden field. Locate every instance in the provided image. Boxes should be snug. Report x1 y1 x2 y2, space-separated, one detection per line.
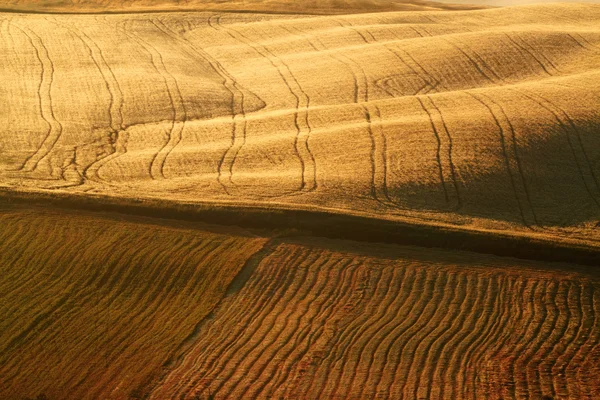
0 0 599 399
1 0 483 14
0 3 599 246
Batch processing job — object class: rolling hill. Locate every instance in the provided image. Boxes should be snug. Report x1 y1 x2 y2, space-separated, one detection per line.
0 204 268 399
1 204 598 399
1 1 599 399
0 3 599 248
150 237 600 400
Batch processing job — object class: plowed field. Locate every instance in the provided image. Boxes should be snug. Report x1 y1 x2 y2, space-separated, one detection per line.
1 1 599 399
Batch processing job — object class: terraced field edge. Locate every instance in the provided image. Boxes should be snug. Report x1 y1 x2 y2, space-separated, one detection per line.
1 188 598 266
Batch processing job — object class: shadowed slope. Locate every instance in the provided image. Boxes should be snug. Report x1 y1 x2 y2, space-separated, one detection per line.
1 4 599 248
0 205 267 399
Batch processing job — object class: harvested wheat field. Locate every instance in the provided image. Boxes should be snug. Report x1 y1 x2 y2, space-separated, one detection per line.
0 0 599 399
1 2 600 246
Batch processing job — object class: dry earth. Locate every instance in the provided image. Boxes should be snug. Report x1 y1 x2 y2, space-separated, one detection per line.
151 238 600 400
0 205 268 399
1 1 600 399
1 205 599 399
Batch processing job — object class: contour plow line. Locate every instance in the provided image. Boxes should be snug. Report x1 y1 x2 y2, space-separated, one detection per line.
212 14 316 193
119 18 186 181
11 22 63 173
47 18 127 185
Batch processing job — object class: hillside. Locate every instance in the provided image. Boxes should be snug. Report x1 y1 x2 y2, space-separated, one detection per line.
151 237 600 400
1 205 598 399
1 3 599 249
1 2 600 399
0 205 268 399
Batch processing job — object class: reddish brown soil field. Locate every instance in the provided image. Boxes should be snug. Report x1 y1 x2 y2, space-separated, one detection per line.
1 205 598 399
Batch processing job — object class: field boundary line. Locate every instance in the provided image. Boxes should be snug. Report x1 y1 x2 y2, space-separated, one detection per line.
0 188 598 266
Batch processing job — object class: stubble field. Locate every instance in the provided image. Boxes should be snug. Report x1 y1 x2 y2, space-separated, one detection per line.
0 0 599 399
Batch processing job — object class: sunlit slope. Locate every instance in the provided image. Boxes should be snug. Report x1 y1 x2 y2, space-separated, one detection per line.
0 205 267 399
1 0 483 14
1 3 599 245
149 238 600 399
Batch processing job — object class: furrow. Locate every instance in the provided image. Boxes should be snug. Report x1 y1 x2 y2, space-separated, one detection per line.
328 265 393 398
386 269 449 398
306 260 380 398
167 245 296 397
275 258 366 399
213 14 314 193
511 281 548 398
371 269 439 398
343 266 405 399
522 280 559 399
455 276 498 399
11 22 63 173
258 257 355 398
156 249 287 397
366 267 425 397
189 247 313 398
232 251 333 398
425 272 470 399
466 276 511 399
403 272 462 399
539 281 573 399
217 249 327 397
303 259 369 397
566 284 597 398
442 276 489 400
554 282 583 399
